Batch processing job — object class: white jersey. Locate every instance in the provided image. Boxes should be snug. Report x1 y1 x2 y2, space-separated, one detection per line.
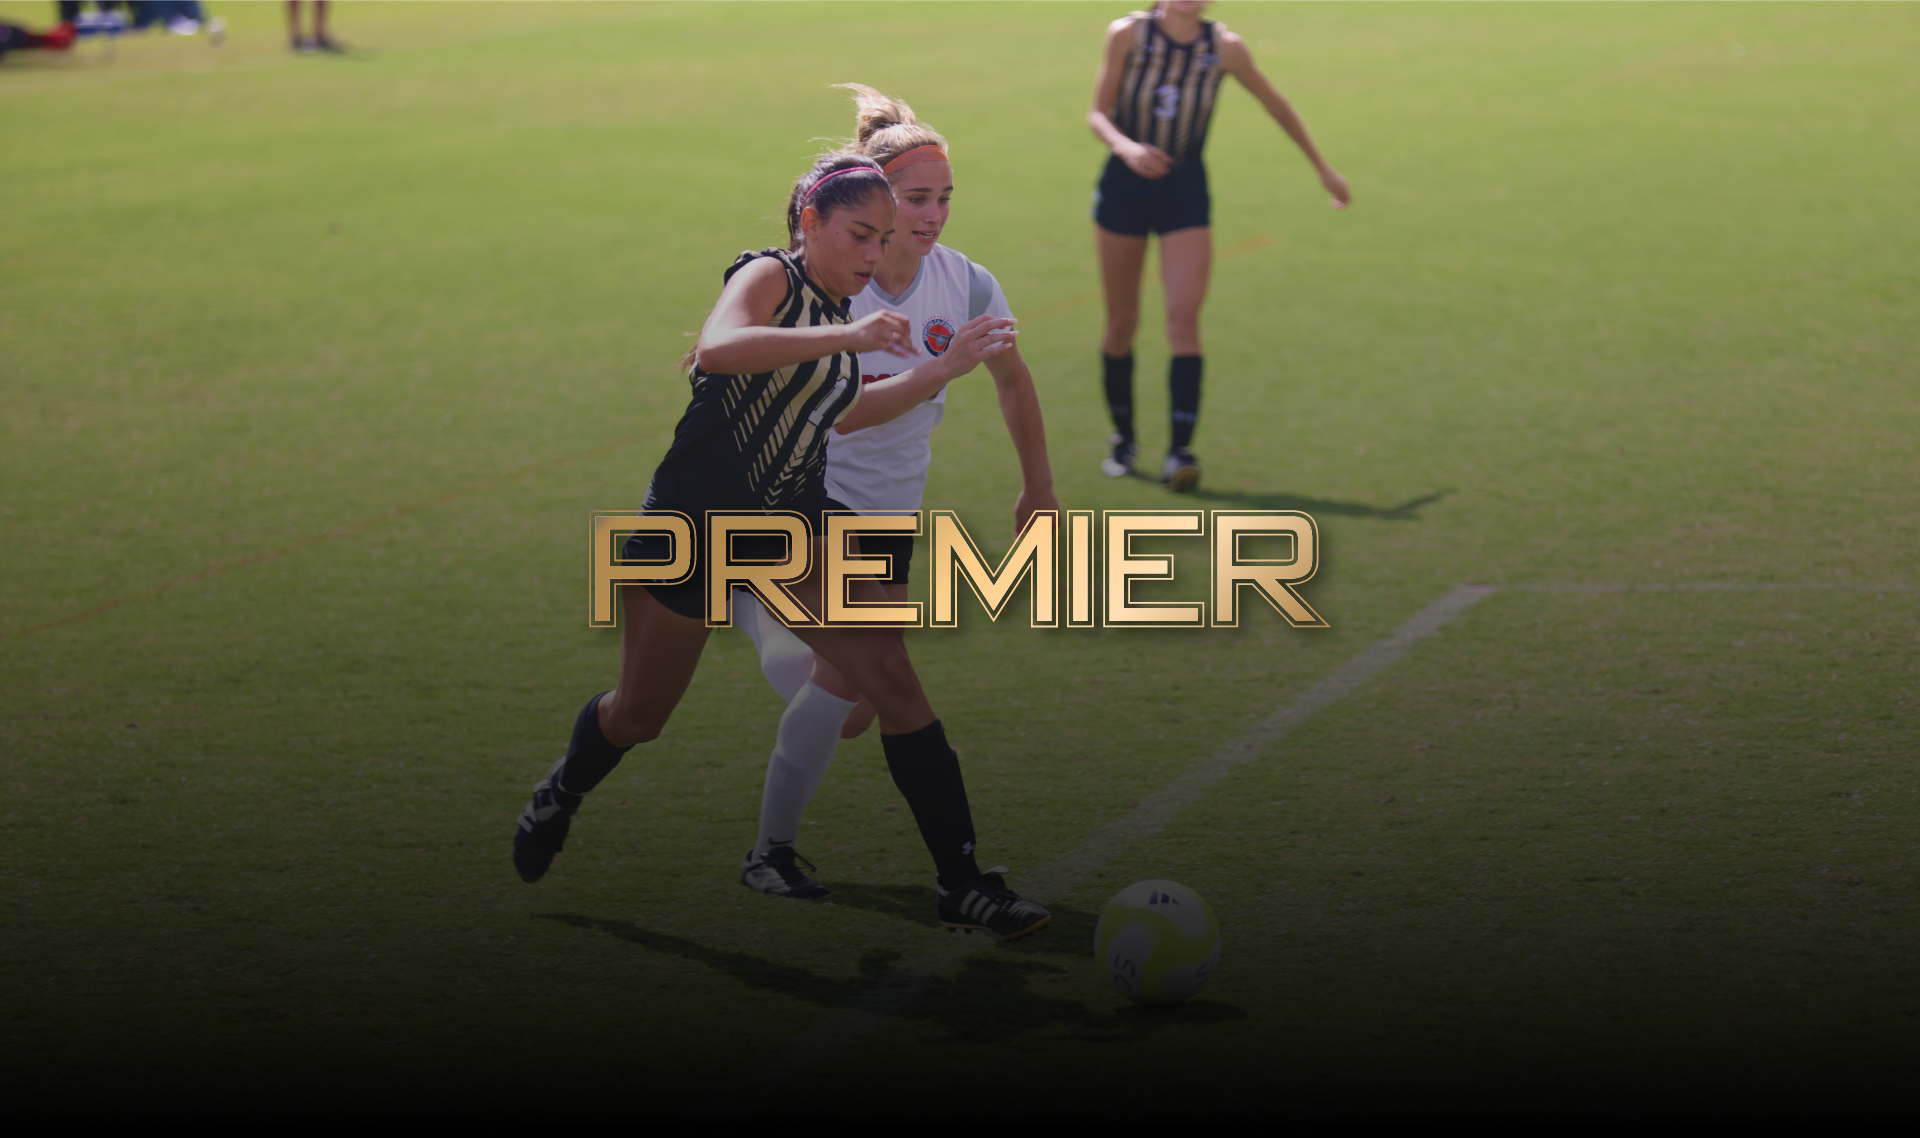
825 243 1012 511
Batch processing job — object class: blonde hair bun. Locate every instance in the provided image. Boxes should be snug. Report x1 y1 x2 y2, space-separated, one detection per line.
834 83 947 173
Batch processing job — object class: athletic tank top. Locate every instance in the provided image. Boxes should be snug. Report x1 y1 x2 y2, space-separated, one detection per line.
644 248 861 515
1108 13 1227 169
826 244 1011 512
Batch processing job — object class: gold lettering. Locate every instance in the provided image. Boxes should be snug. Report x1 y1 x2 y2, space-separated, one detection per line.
706 512 814 628
825 511 923 626
929 510 1058 627
588 512 693 628
1210 511 1325 627
1066 510 1096 628
1103 511 1205 627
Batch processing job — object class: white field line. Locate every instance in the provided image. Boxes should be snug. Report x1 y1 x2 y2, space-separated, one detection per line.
769 583 1500 1068
1512 582 1914 592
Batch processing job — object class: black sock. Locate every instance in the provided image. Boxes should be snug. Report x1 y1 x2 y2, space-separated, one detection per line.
1169 355 1202 451
1102 352 1135 441
554 692 633 798
880 719 981 889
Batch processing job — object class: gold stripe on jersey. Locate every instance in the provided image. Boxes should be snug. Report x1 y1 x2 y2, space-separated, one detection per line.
1109 12 1227 169
748 294 847 504
650 248 860 514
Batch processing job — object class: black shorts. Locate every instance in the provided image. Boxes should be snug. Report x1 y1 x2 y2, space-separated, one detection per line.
857 529 915 587
621 524 788 622
1092 153 1210 237
621 499 912 620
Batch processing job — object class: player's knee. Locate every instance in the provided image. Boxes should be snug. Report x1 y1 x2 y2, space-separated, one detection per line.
840 706 877 740
758 646 813 703
600 697 666 745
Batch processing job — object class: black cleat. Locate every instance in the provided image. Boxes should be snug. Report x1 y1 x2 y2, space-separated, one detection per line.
937 867 1050 939
1101 434 1137 478
512 758 581 884
740 845 831 900
1160 447 1200 492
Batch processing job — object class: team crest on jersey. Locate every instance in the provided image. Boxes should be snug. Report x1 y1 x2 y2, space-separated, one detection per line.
922 317 955 356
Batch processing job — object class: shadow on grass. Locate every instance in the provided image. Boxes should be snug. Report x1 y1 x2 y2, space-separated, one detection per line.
822 881 1094 944
821 882 1103 962
536 904 1244 1045
1184 486 1454 520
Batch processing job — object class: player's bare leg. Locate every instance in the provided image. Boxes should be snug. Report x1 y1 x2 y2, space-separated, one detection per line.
1096 225 1150 475
599 585 712 746
1097 226 1149 357
806 581 907 739
513 585 709 883
1158 225 1211 356
1157 224 1212 490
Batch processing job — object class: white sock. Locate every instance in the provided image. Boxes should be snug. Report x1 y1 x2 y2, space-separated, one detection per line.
734 590 816 703
754 680 858 856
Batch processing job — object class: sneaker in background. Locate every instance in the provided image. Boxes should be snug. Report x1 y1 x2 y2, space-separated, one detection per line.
1161 447 1200 492
740 846 831 900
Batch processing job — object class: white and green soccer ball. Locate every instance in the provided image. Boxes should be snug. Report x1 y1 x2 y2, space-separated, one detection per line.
1095 879 1222 1005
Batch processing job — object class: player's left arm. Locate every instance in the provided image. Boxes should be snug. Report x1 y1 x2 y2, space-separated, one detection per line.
1219 29 1351 209
984 345 1060 533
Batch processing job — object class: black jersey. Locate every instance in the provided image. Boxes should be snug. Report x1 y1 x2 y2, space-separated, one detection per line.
645 248 861 517
1108 12 1227 169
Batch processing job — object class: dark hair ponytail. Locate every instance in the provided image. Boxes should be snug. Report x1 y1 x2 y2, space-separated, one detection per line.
680 153 889 373
785 152 888 251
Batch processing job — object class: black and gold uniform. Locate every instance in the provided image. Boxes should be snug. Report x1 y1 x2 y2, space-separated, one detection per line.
1093 11 1227 236
630 247 861 618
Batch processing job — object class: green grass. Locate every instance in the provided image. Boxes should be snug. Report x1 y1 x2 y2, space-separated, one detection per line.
2 1 1916 1102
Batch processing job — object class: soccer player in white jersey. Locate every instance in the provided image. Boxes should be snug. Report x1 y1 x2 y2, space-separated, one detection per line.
731 86 1060 927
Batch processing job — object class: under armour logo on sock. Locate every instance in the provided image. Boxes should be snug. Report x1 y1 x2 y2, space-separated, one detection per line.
961 841 976 855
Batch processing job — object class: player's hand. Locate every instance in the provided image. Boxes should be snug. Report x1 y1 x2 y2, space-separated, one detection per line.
1122 141 1175 180
845 310 915 357
1014 486 1061 535
1319 164 1351 210
932 315 1017 379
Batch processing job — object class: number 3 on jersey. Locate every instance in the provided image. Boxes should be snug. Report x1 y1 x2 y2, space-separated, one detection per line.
1153 83 1180 122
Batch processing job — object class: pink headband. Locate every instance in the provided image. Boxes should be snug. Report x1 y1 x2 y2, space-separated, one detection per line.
802 165 881 203
882 144 949 174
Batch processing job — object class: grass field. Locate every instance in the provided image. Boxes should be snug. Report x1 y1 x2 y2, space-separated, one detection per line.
3 0 1917 1104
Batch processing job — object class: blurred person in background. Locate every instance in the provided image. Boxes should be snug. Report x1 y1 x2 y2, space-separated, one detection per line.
1 14 75 59
286 0 343 54
56 2 222 40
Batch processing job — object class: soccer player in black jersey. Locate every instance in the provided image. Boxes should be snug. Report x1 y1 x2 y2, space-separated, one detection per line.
510 152 1052 939
1089 0 1351 489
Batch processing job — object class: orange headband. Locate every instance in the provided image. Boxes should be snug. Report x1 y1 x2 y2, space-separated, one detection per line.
882 145 949 174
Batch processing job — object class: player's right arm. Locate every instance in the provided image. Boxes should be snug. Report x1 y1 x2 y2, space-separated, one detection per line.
1087 17 1173 180
834 314 1017 434
694 257 914 375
